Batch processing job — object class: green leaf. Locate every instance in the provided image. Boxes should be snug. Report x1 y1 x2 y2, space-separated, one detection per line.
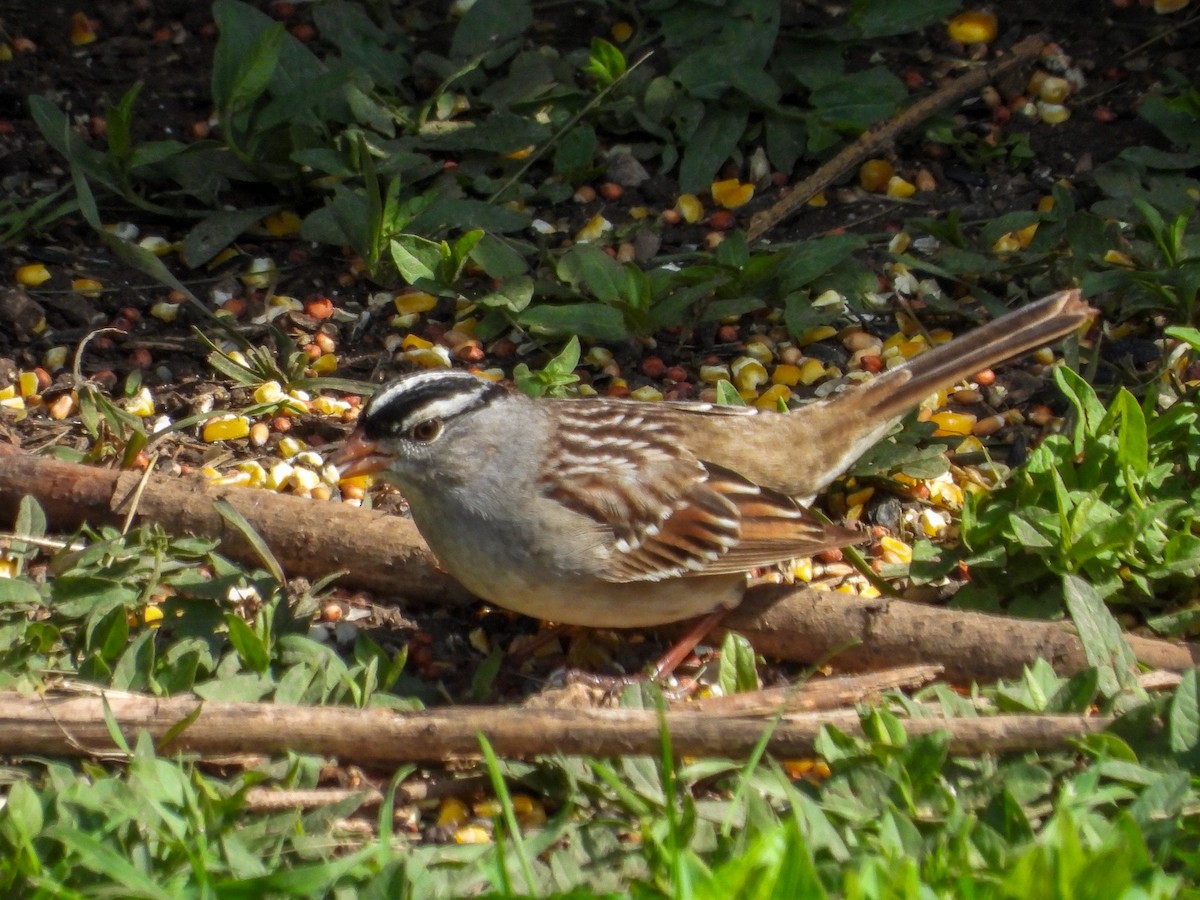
518 303 629 341
213 498 285 585
1167 668 1199 754
476 275 534 313
450 0 531 59
470 234 529 279
1114 389 1149 479
716 632 760 695
1062 573 1139 697
226 614 271 674
557 243 627 304
181 206 281 268
678 105 749 194
390 234 442 284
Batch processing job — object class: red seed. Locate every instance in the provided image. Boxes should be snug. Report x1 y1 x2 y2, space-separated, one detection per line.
129 348 152 369
716 324 739 343
304 296 334 319
709 209 735 231
640 356 667 378
598 182 623 201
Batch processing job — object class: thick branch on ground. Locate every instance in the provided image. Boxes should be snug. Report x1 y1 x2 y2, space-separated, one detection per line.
0 443 470 604
747 35 1046 241
2 445 1194 682
719 584 1198 682
0 690 1111 763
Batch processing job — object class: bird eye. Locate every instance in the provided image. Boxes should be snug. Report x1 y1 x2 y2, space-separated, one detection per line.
409 418 442 443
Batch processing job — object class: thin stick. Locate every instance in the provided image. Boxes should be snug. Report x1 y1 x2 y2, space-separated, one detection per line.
747 35 1046 241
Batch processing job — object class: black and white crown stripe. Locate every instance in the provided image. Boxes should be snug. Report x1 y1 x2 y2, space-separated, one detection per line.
361 370 504 437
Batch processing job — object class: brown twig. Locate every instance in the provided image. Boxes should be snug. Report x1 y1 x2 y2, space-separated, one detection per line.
243 774 489 813
746 35 1047 241
682 664 944 713
0 690 1112 762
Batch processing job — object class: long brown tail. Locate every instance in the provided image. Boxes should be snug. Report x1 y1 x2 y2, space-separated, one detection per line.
859 288 1092 422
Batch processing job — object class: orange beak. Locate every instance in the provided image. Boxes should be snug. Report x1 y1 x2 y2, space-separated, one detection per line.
332 430 390 479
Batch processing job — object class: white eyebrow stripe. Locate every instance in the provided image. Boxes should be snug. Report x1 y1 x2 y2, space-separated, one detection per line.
398 391 491 429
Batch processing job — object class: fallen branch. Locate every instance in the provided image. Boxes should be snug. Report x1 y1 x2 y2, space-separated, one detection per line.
746 35 1046 241
682 664 944 713
244 774 489 813
1 445 1194 682
0 443 471 605
719 584 1198 682
0 690 1110 762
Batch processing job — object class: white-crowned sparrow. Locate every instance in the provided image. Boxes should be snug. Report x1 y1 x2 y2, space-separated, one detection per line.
335 289 1091 630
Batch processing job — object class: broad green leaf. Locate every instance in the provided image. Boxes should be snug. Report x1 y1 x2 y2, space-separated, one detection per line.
518 303 628 341
1167 668 1199 754
226 613 271 674
181 206 281 268
1062 573 1139 696
557 243 627 304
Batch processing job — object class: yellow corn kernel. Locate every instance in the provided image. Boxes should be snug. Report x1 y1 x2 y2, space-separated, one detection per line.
846 486 875 508
16 264 51 287
797 325 837 347
69 11 97 45
743 338 774 363
309 353 337 375
310 395 351 416
575 214 612 242
919 508 948 538
630 385 663 402
807 192 827 208
202 416 250 442
0 396 26 412
948 10 998 43
772 363 803 386
711 178 754 209
238 258 276 290
139 235 175 256
859 159 894 192
955 435 985 453
438 798 470 827
254 381 286 405
1037 195 1056 213
793 558 814 582
288 467 321 495
71 278 103 298
885 176 916 199
1104 249 1136 268
699 364 730 384
929 479 965 510
401 334 433 351
611 21 633 42
675 194 704 223
732 356 768 392
992 233 1022 254
1015 223 1039 247
18 372 39 397
142 606 164 626
206 469 252 488
755 383 791 409
262 210 301 237
797 358 827 385
455 825 492 844
150 301 180 322
931 411 976 436
880 536 912 565
928 328 954 346
394 291 438 315
125 387 155 418
1033 347 1055 366
265 463 294 491
236 461 267 488
278 436 306 458
405 346 452 368
505 145 535 160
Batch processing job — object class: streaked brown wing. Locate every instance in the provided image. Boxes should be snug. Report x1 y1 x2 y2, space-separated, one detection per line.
541 400 862 583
